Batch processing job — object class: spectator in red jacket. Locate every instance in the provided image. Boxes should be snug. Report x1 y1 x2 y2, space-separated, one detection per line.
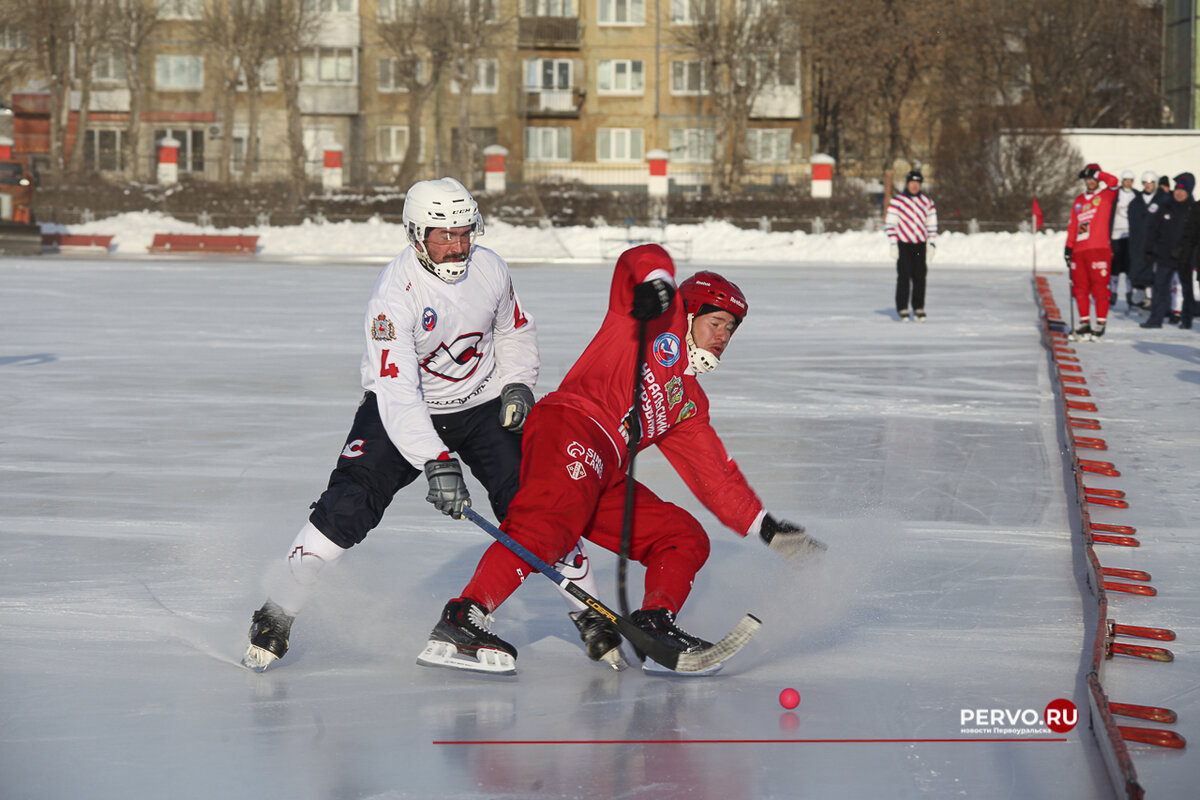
1065 163 1119 339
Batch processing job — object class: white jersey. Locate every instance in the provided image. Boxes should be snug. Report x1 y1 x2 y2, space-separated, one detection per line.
360 245 538 469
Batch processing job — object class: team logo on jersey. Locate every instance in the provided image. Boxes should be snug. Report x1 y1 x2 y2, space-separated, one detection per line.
1092 197 1102 208
420 332 483 382
565 441 604 479
371 314 395 341
421 307 437 331
341 439 366 458
665 376 683 408
675 400 697 423
652 333 681 367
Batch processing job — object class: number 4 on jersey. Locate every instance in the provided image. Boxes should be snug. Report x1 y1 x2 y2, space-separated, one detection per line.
380 349 399 378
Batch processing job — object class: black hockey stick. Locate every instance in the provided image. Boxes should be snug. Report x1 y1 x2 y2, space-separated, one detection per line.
617 318 649 619
461 506 761 673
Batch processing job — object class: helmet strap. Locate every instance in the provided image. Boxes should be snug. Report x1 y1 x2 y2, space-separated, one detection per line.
685 312 720 374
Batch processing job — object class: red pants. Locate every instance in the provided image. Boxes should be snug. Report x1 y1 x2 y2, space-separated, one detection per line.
461 402 710 614
1070 251 1112 323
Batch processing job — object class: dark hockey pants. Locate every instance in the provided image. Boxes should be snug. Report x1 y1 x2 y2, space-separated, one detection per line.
308 392 523 549
895 242 928 313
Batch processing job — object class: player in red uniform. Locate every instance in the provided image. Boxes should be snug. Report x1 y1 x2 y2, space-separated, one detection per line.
1065 163 1119 339
416 244 824 675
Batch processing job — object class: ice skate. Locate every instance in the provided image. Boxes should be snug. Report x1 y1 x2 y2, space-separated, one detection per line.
631 608 723 676
569 609 628 671
898 310 911 322
1070 322 1093 341
1091 322 1106 339
416 598 517 676
242 600 294 673
914 309 927 322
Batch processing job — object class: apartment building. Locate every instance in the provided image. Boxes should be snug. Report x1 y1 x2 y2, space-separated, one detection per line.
4 0 809 191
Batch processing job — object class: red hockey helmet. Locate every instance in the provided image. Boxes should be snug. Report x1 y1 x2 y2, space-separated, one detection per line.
679 271 748 323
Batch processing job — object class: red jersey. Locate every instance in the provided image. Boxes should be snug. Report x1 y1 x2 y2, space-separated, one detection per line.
1066 170 1118 254
540 245 763 536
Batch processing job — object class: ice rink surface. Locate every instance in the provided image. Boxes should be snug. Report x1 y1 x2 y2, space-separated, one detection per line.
1 255 1195 799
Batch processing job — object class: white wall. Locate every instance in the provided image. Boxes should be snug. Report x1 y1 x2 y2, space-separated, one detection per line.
1064 128 1200 190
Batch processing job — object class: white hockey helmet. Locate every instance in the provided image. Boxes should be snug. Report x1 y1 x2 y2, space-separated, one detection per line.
1141 170 1158 185
402 177 483 282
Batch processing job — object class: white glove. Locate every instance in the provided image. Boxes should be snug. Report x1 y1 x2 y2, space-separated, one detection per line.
889 243 899 260
927 243 936 262
759 514 826 564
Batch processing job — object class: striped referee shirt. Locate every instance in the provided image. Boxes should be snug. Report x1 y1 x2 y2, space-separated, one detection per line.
884 191 938 244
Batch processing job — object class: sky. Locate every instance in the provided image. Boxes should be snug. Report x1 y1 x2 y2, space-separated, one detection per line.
1 216 1195 799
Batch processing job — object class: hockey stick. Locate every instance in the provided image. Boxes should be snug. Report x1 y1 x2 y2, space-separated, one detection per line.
462 506 761 673
617 318 649 619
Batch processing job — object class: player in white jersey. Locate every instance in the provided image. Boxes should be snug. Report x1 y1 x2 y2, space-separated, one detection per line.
243 178 618 672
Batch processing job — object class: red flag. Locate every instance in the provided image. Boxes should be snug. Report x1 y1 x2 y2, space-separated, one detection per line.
1032 198 1043 231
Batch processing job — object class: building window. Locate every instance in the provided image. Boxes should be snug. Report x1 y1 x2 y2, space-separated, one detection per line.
0 25 29 50
472 58 499 93
670 0 712 23
156 0 202 19
154 129 205 172
598 0 644 25
83 129 123 172
746 128 792 163
669 128 714 163
303 0 354 12
92 47 127 83
670 61 706 95
597 59 643 94
597 128 643 162
302 48 356 85
232 126 261 173
237 58 278 91
378 126 424 162
155 55 204 90
524 0 574 14
526 127 571 161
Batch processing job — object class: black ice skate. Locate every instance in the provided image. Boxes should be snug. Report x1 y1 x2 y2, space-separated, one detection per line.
569 608 628 670
242 600 294 673
416 598 518 675
898 310 911 322
631 608 723 676
1091 322 1106 339
914 309 927 322
1071 322 1093 341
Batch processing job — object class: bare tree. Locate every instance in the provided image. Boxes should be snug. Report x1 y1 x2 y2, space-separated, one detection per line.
270 0 320 204
2 1 75 180
108 0 161 181
65 0 120 176
445 0 512 186
805 0 943 176
199 0 261 184
375 0 461 190
674 0 800 194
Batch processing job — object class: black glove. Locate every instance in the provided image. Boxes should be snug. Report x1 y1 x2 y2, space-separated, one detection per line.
1063 246 1072 268
759 514 826 563
631 278 675 321
499 383 534 432
424 458 470 519
1079 165 1099 180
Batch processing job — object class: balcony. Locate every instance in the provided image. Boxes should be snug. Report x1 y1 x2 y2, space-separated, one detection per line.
523 87 585 118
518 16 583 49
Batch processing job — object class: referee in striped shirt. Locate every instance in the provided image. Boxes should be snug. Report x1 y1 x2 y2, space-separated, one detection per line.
885 169 938 321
